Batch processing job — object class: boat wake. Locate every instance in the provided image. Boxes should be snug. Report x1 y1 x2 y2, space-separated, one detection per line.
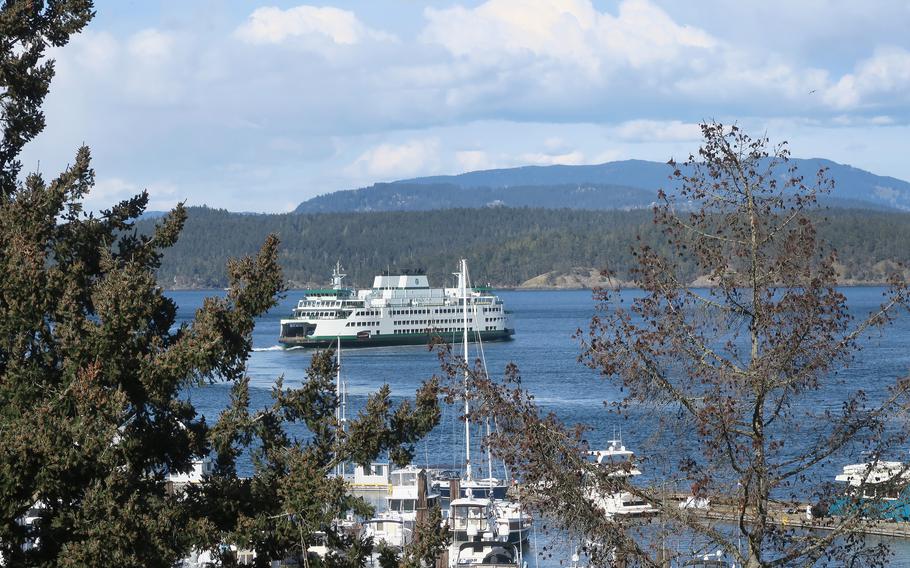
252 345 305 352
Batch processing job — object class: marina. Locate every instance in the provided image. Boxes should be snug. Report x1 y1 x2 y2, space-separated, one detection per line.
177 286 910 566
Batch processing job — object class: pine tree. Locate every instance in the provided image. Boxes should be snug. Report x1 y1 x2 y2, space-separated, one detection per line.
0 3 441 566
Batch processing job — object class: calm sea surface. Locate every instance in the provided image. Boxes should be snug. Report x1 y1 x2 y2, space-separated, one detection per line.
173 287 910 566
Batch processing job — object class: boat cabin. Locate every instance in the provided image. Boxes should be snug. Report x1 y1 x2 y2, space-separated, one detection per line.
835 460 910 500
588 439 641 477
455 541 520 568
388 465 439 517
351 462 390 488
449 497 498 543
362 515 412 549
829 460 910 521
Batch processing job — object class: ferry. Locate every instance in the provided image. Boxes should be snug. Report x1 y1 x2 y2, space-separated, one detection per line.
278 260 514 348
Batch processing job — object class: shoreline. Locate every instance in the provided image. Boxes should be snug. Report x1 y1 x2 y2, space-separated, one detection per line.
163 280 904 293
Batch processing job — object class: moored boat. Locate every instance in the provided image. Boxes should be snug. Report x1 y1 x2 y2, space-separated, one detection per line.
584 438 657 518
829 459 910 521
454 541 521 567
362 514 412 550
448 496 502 567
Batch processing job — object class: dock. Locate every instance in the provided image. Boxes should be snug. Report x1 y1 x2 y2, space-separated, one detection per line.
514 488 910 539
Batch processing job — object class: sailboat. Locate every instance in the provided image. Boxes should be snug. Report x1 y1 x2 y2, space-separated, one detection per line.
442 260 531 567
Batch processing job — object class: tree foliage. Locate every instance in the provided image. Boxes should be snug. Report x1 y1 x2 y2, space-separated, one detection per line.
0 3 441 566
192 350 440 567
137 206 910 290
467 123 910 567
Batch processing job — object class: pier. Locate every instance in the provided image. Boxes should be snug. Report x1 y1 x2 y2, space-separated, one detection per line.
516 488 910 539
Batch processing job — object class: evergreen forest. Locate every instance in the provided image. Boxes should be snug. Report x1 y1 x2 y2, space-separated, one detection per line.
140 206 910 289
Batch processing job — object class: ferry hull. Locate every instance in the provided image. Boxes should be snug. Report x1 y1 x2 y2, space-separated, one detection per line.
278 328 515 348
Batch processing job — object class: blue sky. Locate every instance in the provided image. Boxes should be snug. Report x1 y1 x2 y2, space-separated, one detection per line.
20 0 910 212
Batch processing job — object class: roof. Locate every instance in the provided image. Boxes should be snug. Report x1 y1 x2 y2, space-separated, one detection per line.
303 288 353 296
451 497 492 507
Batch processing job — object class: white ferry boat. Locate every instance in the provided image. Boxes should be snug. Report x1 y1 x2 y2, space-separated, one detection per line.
278 260 514 348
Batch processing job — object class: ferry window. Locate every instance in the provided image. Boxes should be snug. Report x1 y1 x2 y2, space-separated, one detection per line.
403 500 415 512
389 499 401 511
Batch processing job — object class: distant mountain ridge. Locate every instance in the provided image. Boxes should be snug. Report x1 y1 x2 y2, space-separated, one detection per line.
295 182 658 213
295 158 910 213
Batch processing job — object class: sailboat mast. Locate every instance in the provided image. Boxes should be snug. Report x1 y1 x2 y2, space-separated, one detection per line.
336 336 342 477
461 259 472 482
485 416 493 484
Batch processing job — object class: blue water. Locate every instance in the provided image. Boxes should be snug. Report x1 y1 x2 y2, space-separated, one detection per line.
174 287 910 565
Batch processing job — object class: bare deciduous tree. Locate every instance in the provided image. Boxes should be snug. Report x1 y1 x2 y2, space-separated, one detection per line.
464 123 910 567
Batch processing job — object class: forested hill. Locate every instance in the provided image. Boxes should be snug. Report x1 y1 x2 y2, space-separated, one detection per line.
142 206 910 289
295 158 910 213
294 182 658 213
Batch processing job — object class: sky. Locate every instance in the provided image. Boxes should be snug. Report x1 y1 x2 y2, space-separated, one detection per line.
19 0 910 213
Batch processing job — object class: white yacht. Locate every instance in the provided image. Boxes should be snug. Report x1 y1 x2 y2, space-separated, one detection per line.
435 478 530 547
166 457 214 493
835 460 910 499
362 515 412 550
361 465 441 549
448 496 501 566
585 438 656 518
829 459 910 521
491 499 531 547
278 261 513 348
454 541 521 567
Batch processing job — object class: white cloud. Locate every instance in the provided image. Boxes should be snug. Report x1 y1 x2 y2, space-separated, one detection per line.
544 137 567 150
235 5 396 46
121 29 186 105
672 50 830 105
88 177 179 213
26 2 910 213
831 114 895 127
348 139 441 180
613 120 702 142
455 150 495 172
518 149 586 166
67 31 118 74
128 29 175 61
824 47 910 110
422 0 715 74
